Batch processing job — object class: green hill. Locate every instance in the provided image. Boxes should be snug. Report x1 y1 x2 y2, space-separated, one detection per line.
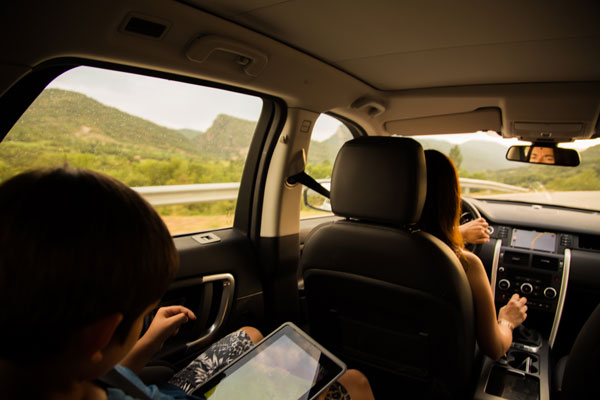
415 138 516 172
581 143 600 163
0 89 257 186
196 114 257 160
178 128 204 139
307 125 349 165
2 88 598 193
7 89 198 156
487 144 600 191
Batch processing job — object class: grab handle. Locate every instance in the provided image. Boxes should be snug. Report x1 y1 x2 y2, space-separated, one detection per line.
186 35 268 77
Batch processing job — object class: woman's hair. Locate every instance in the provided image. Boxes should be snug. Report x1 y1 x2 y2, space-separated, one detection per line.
419 150 464 257
0 168 178 363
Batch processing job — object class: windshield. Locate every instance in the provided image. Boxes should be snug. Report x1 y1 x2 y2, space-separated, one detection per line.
410 132 600 212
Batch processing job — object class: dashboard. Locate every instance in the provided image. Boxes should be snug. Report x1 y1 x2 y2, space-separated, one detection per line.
469 198 600 357
299 197 600 359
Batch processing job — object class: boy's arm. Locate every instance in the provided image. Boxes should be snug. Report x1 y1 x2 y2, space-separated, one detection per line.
120 306 196 374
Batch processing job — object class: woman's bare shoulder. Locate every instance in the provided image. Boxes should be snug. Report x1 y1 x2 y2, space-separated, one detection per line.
459 249 484 272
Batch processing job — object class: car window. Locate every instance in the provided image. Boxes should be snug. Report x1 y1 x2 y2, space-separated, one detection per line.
411 132 600 211
0 66 263 235
301 114 353 218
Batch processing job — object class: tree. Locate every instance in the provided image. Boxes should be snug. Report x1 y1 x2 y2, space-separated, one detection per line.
449 145 463 169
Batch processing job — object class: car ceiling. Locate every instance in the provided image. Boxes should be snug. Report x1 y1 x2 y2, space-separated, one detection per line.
2 0 600 141
187 0 600 91
184 0 600 142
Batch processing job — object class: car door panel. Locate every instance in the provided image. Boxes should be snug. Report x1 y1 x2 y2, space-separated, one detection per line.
144 228 264 369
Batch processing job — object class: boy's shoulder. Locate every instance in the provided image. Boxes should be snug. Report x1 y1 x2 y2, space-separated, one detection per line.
101 365 204 400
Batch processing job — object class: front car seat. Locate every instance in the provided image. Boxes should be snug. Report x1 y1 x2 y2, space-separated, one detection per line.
301 136 475 399
555 303 600 399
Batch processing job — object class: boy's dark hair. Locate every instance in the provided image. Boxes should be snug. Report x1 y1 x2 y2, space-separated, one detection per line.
0 168 178 362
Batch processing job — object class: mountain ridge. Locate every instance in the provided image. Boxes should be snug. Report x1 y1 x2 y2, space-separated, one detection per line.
3 88 599 192
7 89 259 161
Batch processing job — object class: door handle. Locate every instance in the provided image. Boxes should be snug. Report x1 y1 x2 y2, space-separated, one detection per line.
170 273 235 352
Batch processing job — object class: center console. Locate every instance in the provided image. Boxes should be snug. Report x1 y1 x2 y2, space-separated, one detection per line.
491 226 571 347
474 226 573 400
475 326 550 400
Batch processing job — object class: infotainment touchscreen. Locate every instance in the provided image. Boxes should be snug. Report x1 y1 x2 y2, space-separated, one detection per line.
511 229 557 253
193 322 346 400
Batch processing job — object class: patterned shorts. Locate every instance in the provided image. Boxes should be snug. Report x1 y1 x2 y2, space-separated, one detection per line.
168 329 350 399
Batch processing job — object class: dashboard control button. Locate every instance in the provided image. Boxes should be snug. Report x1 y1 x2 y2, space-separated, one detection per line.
498 279 511 290
520 282 533 294
544 287 557 299
498 266 505 273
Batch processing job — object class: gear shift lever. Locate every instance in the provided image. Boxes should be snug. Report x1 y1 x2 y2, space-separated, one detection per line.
512 324 541 346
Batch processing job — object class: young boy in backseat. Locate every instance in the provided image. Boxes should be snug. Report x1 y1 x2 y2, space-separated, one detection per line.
0 167 374 399
0 167 263 399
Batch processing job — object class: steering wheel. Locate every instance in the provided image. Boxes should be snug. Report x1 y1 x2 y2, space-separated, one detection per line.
460 197 483 255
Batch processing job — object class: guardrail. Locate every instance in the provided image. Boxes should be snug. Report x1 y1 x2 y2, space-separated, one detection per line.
133 177 529 206
459 178 529 194
133 183 240 206
313 178 529 194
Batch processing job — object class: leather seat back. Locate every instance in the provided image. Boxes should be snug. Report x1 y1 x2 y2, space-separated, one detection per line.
302 136 475 398
560 303 600 399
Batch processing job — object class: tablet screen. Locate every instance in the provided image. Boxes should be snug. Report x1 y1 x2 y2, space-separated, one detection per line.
195 323 345 400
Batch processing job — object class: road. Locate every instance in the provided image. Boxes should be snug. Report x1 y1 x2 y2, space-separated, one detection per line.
475 191 600 211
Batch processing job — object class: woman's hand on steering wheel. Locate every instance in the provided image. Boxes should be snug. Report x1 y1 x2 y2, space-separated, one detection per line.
460 218 490 245
460 198 489 255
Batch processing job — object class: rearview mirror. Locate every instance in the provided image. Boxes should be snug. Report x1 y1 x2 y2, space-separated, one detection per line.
506 144 580 166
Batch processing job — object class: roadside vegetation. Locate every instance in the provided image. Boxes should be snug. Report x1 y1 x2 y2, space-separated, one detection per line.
2 88 599 232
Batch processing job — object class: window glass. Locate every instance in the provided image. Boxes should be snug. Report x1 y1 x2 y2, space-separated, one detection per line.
0 66 263 234
301 114 353 218
411 132 600 211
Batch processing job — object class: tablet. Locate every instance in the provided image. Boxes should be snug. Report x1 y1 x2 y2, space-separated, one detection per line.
193 322 347 400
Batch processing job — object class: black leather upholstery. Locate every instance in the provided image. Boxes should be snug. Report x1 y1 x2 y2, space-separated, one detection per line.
302 136 475 399
558 303 600 399
330 136 426 225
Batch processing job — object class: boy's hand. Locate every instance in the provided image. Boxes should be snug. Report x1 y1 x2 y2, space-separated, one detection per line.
119 305 196 374
141 306 197 353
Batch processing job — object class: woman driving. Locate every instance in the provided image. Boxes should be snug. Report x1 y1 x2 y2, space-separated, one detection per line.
418 149 528 360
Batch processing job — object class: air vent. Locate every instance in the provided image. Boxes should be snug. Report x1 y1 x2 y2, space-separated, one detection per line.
532 255 558 271
504 251 530 267
120 13 170 40
578 234 600 252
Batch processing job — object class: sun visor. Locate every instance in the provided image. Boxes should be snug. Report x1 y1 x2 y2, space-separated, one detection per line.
384 108 501 135
512 122 586 141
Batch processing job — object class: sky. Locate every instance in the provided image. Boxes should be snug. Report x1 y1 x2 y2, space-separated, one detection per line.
47 66 600 150
48 66 263 132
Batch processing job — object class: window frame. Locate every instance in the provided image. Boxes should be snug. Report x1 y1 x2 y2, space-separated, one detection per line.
299 112 364 219
0 57 287 238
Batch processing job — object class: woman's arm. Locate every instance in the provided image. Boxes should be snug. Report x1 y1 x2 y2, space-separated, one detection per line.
461 251 528 360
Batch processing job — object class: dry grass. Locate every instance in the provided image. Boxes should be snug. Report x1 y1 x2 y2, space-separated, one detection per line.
161 209 332 235
161 215 234 235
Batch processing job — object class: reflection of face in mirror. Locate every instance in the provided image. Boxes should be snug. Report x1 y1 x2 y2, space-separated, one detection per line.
529 146 556 164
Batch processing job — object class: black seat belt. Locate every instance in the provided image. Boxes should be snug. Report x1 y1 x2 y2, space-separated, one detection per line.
287 171 330 199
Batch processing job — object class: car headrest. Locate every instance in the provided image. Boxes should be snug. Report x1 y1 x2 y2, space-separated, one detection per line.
330 136 426 226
